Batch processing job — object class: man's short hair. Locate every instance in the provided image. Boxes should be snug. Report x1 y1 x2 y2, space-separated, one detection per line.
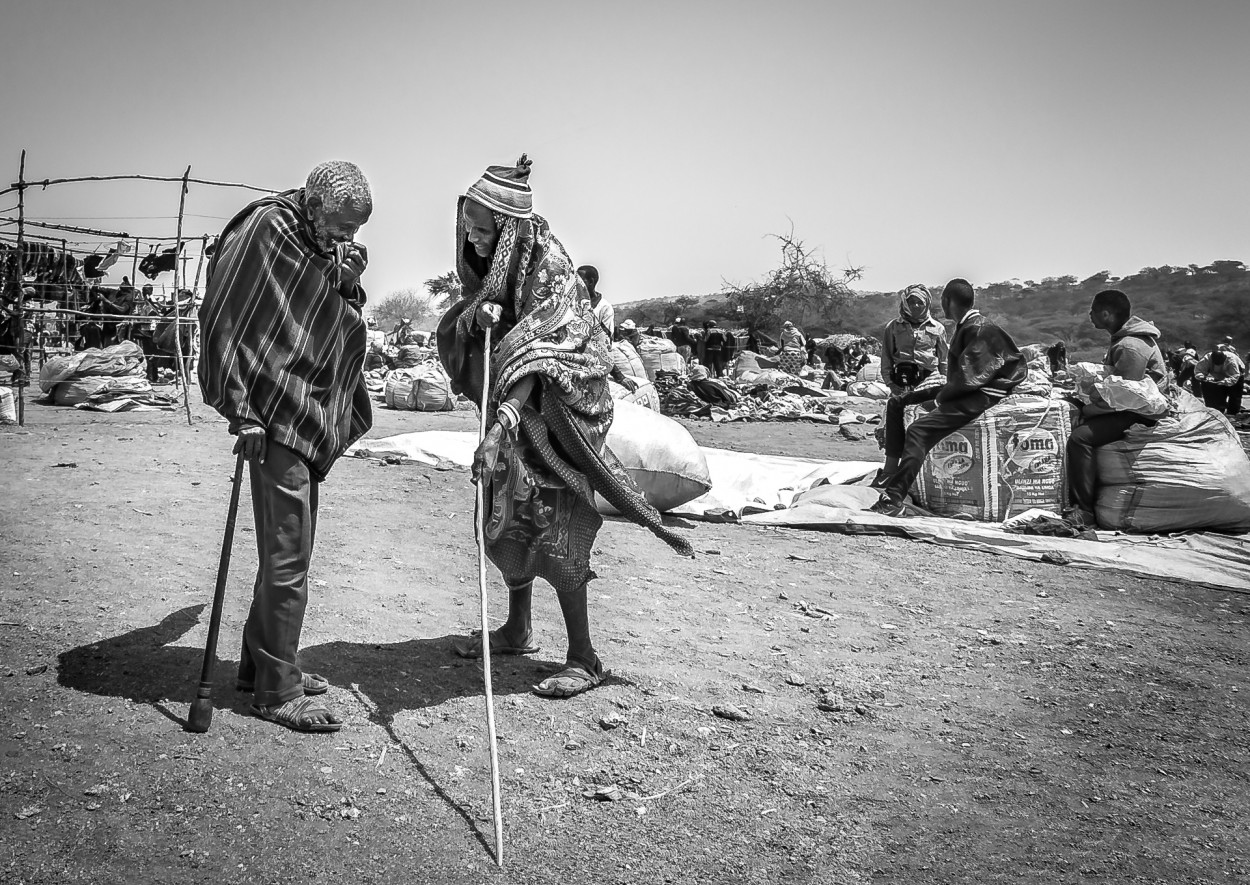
1090 289 1131 321
1212 351 1227 366
942 278 975 310
306 160 372 214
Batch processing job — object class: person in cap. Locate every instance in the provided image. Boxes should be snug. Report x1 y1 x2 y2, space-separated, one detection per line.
669 317 695 361
576 265 615 340
198 160 373 733
1064 289 1168 526
617 317 642 350
880 284 949 394
438 155 692 698
870 278 1026 516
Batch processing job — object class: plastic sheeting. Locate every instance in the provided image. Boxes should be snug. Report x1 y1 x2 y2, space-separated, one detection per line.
343 431 1250 592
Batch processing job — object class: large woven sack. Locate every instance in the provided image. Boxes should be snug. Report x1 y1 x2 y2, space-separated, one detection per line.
610 341 646 380
907 394 1076 521
0 386 15 424
608 377 661 412
855 356 882 382
384 365 456 411
637 337 678 381
1095 409 1250 532
600 398 712 513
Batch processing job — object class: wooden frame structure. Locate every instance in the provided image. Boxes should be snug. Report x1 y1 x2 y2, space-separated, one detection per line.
1 150 275 425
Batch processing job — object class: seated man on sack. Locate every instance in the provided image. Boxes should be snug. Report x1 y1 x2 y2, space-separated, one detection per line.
1065 289 1167 528
869 278 1027 517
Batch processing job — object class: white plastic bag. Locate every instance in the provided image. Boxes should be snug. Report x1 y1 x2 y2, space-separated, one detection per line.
1092 375 1169 417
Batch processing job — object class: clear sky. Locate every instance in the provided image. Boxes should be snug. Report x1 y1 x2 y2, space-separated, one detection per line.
2 0 1247 308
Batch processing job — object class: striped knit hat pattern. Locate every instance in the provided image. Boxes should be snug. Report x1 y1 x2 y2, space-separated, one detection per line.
465 154 533 219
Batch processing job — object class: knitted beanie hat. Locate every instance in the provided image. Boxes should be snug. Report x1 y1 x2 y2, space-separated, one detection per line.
465 154 533 219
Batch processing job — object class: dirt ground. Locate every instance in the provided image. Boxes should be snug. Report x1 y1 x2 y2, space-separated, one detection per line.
1 388 1248 885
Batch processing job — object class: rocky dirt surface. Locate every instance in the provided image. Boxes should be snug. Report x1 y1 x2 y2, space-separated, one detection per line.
1 392 1248 884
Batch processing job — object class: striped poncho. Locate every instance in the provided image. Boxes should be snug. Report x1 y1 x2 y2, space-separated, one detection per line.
198 189 371 481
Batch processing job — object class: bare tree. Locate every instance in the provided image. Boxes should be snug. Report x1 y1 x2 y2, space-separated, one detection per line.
724 225 862 334
371 288 437 332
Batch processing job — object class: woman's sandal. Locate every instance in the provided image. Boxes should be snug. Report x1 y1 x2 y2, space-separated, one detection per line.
249 696 343 733
236 673 329 695
533 660 604 699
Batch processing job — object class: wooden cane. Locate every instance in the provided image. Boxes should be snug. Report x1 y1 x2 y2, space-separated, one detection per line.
475 325 505 867
185 451 245 733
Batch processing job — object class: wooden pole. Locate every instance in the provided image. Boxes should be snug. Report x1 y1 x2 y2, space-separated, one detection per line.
475 325 505 867
14 150 26 426
1 173 276 198
130 236 140 288
188 235 208 368
171 166 193 426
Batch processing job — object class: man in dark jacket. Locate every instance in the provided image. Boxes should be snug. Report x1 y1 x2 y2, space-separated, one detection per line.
1065 290 1167 527
870 278 1027 517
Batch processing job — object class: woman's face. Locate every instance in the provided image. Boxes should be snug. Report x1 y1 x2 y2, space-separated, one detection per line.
463 200 499 258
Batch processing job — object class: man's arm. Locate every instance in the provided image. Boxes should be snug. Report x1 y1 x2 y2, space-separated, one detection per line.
1108 340 1150 382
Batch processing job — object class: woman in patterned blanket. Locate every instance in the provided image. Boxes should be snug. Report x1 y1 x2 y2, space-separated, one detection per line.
437 156 692 698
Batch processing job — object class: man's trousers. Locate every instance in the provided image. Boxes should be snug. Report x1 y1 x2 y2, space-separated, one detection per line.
1066 411 1155 516
238 441 319 707
882 392 995 503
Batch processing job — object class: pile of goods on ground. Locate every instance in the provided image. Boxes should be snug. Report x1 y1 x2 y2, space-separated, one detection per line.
37 342 176 411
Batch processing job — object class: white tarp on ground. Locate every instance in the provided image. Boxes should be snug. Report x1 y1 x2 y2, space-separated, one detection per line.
344 431 1250 593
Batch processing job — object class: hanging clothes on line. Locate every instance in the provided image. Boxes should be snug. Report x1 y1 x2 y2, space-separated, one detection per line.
83 238 131 277
139 243 182 279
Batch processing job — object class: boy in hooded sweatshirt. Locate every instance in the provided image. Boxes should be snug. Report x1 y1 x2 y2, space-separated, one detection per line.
1066 289 1167 527
870 278 1027 516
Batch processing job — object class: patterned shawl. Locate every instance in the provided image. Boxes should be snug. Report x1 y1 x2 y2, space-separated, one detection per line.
198 189 371 481
438 198 691 567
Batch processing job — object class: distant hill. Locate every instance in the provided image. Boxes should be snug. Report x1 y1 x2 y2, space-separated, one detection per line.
617 261 1250 361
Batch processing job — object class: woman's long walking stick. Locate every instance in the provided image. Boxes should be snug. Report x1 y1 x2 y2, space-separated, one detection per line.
186 451 246 733
476 326 505 867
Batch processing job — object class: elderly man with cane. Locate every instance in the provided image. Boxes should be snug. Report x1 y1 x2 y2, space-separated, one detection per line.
437 155 692 699
195 160 373 733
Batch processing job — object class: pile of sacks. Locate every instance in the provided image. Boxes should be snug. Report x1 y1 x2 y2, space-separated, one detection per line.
1068 363 1250 532
608 340 661 412
383 362 458 412
39 342 153 406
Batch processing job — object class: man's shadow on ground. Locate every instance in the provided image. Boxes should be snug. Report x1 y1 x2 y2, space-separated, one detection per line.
57 604 630 851
57 603 622 726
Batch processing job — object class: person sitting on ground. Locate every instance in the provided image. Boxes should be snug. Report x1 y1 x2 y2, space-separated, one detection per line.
687 361 740 408
198 160 373 733
576 265 615 340
869 278 1027 517
393 316 421 346
1064 289 1167 527
880 284 949 394
1195 348 1244 415
778 320 807 375
437 155 692 699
